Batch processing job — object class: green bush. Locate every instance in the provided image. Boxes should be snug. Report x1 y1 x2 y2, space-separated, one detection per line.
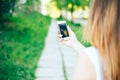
0 11 51 80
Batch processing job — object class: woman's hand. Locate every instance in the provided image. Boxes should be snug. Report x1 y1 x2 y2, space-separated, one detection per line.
57 26 79 48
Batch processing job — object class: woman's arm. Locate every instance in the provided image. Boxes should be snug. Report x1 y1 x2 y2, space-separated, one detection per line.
72 41 85 55
58 26 96 79
58 26 85 54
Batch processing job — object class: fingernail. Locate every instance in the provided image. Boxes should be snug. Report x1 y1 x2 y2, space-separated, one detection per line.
59 38 63 41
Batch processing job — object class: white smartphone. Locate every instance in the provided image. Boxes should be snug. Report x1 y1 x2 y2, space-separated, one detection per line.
57 21 70 40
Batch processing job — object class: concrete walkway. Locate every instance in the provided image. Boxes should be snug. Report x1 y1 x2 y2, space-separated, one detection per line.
35 19 78 80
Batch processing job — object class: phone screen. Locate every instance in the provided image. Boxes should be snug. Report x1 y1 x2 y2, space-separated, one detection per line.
58 23 69 38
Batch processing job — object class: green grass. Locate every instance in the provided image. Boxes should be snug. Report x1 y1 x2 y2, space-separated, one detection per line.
57 18 91 47
0 11 51 80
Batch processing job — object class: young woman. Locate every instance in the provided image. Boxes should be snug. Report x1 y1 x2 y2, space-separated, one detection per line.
58 0 120 80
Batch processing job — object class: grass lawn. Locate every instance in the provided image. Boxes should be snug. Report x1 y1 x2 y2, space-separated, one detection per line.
57 18 91 47
0 11 51 80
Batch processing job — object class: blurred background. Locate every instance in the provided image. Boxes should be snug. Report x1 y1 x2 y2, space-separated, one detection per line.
0 0 91 80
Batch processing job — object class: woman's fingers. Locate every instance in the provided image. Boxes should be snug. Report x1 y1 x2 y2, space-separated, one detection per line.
57 30 70 42
58 31 60 34
57 31 63 42
58 34 62 37
59 38 63 42
57 31 62 38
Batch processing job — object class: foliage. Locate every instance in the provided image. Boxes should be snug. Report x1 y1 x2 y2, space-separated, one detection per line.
0 11 51 80
53 0 90 22
69 0 90 12
52 0 68 10
0 0 17 20
52 0 90 11
23 0 41 11
0 0 16 14
25 0 40 6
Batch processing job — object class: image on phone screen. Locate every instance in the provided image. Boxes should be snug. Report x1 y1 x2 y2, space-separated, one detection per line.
58 23 69 38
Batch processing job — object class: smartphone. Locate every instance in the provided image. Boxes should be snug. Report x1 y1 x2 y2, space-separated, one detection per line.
57 21 70 40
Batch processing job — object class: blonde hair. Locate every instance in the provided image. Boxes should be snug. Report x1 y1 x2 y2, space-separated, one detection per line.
84 0 120 80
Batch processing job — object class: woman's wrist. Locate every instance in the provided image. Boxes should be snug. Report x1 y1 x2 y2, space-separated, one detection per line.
72 41 85 54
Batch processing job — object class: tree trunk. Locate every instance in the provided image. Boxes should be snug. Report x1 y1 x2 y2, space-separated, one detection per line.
70 0 74 23
71 4 74 23
60 11 62 18
71 12 74 23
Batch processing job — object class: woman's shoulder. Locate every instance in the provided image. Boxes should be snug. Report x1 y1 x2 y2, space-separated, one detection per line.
72 48 97 80
72 46 103 80
81 46 103 80
79 46 101 65
83 47 101 62
83 46 100 55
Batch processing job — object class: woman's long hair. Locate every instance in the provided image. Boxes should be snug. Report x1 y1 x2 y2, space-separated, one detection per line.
84 0 120 80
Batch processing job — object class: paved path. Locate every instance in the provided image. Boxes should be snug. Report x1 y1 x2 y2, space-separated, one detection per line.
35 19 78 80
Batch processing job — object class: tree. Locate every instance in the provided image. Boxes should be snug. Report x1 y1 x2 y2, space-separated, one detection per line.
54 0 67 10
68 0 90 21
23 0 41 11
51 0 68 18
0 0 17 21
52 0 90 21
